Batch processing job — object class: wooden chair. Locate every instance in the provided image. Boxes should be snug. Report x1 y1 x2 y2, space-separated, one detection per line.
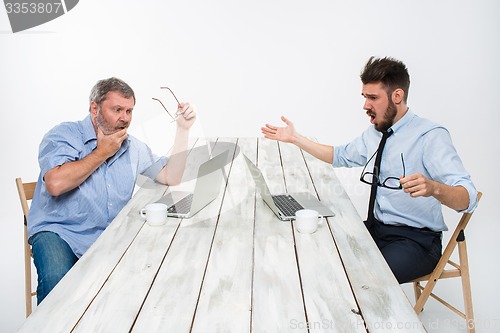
15 178 38 317
413 192 482 333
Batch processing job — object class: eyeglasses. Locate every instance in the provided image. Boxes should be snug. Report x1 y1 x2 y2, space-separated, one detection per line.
152 87 181 122
360 152 405 190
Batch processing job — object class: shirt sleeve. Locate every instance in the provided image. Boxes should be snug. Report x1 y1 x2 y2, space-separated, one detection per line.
130 137 169 180
333 130 372 168
38 123 83 179
422 128 478 213
142 155 169 180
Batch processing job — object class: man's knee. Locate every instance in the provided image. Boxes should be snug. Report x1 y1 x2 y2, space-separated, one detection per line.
30 231 78 303
37 268 70 304
381 239 439 284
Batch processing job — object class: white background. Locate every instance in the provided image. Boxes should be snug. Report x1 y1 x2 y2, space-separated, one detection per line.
1 0 499 332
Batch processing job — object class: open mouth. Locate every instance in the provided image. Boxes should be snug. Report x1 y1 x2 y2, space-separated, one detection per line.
116 123 129 130
367 112 376 123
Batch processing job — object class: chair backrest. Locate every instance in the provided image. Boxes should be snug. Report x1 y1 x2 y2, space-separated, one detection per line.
443 191 482 258
16 178 36 221
15 178 37 317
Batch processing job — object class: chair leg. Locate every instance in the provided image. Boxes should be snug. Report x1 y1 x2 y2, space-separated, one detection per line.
413 282 423 312
458 239 475 333
414 275 438 315
24 228 32 317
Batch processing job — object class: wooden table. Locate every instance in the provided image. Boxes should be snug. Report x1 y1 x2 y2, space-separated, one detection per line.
18 138 426 332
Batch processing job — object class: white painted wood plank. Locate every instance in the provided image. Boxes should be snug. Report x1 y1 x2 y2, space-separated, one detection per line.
130 138 238 332
302 150 426 332
72 219 181 332
17 180 168 333
251 138 307 333
190 137 257 333
279 141 366 333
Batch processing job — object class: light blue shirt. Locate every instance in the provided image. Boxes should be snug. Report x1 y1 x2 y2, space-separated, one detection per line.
28 115 168 257
333 110 478 231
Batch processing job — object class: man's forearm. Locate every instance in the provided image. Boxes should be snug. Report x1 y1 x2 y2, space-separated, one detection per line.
44 149 108 196
432 183 470 211
293 134 334 164
156 127 190 185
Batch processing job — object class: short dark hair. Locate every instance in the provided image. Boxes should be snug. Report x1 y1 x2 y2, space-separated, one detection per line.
89 77 136 107
360 56 410 102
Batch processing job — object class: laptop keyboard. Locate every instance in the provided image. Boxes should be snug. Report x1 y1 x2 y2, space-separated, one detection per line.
272 194 304 217
168 193 194 214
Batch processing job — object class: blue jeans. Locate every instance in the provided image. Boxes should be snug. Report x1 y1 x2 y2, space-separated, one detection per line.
30 231 78 304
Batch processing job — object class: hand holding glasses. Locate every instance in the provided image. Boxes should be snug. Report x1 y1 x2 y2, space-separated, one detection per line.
360 152 406 190
152 87 182 123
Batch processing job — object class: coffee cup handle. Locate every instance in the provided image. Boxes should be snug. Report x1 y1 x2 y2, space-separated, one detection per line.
140 208 146 219
318 216 324 225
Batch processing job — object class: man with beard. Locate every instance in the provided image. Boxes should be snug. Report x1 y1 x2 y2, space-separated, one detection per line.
28 77 196 303
261 57 478 283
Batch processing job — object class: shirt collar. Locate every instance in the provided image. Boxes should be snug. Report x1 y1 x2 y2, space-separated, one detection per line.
81 114 97 144
389 108 415 134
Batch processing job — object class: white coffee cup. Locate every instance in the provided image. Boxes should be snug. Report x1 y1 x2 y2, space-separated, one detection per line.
295 209 322 234
140 203 168 226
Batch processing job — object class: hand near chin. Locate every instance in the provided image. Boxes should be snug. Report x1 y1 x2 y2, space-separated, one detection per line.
96 127 127 159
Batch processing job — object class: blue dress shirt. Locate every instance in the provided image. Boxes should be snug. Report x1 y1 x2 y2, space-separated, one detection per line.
28 115 168 257
333 110 478 231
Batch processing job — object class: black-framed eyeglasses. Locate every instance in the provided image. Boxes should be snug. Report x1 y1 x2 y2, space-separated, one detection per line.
360 152 405 190
152 87 181 122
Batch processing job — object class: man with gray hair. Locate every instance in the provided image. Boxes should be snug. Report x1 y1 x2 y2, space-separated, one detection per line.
28 77 196 303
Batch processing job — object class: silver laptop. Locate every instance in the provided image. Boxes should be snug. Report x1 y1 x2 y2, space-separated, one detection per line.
243 154 335 221
156 150 229 218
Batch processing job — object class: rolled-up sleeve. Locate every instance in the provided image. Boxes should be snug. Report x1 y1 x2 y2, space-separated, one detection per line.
129 137 169 180
422 128 478 213
142 155 169 180
38 123 83 179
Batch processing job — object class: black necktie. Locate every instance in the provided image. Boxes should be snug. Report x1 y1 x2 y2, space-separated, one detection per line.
367 129 393 223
